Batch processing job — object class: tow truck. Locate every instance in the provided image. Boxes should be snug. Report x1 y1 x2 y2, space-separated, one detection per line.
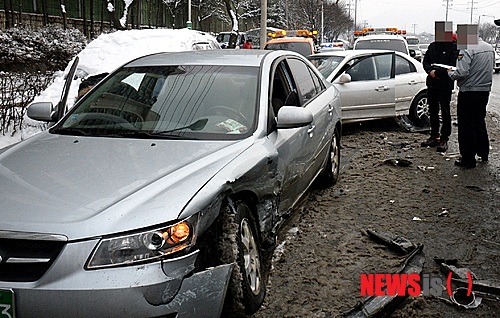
264 29 319 57
353 27 419 60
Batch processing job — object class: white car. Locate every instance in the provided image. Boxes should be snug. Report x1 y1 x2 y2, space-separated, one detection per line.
308 50 429 127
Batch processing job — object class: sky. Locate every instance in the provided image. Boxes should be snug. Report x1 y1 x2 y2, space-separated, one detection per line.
351 0 500 35
0 29 219 149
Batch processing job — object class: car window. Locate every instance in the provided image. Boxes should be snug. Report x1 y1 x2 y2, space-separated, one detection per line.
373 54 393 79
308 55 344 78
57 65 259 140
395 55 416 75
346 56 376 81
287 58 321 104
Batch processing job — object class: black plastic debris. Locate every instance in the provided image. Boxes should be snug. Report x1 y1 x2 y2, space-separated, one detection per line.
343 231 425 318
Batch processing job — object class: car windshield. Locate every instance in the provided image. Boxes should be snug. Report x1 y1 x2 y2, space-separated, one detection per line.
53 65 259 140
308 55 344 78
406 38 419 45
265 42 313 56
355 39 407 54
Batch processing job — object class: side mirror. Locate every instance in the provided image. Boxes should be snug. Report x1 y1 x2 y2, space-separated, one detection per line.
409 49 416 57
27 102 57 122
276 106 313 129
339 73 351 84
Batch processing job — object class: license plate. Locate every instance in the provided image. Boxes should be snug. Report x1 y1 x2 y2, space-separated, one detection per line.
0 289 15 318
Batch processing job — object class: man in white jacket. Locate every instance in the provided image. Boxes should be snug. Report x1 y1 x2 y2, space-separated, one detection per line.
448 24 495 168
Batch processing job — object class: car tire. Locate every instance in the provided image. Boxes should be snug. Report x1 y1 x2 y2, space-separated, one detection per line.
318 129 340 187
218 200 266 316
407 91 430 128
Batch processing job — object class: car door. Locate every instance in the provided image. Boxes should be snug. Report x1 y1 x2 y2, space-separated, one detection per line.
286 57 333 185
333 53 395 121
268 57 328 215
394 54 422 115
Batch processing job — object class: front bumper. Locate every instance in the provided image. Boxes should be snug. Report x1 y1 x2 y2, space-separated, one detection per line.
0 240 233 318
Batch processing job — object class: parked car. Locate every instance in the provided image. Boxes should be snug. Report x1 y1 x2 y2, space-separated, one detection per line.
0 49 341 318
308 49 429 127
406 37 423 62
216 31 248 48
419 43 430 58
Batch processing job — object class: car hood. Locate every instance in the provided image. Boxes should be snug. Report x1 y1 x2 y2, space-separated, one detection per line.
0 132 251 240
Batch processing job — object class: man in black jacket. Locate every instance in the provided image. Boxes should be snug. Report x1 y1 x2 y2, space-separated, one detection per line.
421 21 459 152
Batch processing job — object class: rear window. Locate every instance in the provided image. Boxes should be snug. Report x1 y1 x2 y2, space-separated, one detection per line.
355 39 408 54
265 42 313 57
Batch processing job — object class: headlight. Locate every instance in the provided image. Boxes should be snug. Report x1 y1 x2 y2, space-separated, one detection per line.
86 214 198 269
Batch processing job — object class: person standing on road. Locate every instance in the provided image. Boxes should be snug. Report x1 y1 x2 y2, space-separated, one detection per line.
448 24 495 168
421 21 459 152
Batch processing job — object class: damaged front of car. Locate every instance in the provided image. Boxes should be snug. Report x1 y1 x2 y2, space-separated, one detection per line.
0 127 277 317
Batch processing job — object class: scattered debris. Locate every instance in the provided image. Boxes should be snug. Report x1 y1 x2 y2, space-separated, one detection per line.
377 158 412 167
412 217 422 221
417 166 434 171
344 230 425 317
450 287 482 309
465 185 485 192
438 209 449 217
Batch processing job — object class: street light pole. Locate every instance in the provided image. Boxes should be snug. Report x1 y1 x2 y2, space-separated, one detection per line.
187 0 192 29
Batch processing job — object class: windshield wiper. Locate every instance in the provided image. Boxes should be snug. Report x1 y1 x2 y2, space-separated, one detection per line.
155 118 208 135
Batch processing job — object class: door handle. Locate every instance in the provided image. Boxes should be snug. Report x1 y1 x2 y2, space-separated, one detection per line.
375 86 390 92
328 104 333 115
307 125 316 137
408 80 418 85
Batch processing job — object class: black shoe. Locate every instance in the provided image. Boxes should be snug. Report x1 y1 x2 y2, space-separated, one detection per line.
436 140 448 152
454 158 476 168
421 137 439 147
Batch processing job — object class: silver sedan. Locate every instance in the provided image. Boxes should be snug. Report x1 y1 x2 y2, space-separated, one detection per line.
0 49 341 318
309 50 429 127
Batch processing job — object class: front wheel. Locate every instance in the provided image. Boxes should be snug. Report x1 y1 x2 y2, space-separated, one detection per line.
407 92 430 128
218 201 266 316
318 129 340 187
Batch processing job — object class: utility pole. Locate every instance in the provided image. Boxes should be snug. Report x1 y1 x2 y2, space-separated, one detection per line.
412 23 418 35
354 0 358 31
469 1 477 23
442 0 452 22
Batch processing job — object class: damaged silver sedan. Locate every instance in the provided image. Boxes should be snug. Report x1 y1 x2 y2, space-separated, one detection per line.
0 49 341 317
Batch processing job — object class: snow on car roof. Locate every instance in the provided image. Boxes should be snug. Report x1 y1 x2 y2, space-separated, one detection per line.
32 28 219 111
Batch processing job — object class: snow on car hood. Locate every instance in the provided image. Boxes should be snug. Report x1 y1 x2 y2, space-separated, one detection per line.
0 132 251 240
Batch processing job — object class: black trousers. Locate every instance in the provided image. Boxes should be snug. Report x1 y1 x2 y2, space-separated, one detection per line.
427 88 452 140
456 91 490 162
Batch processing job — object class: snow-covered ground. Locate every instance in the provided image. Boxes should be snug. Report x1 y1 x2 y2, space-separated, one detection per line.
1 28 220 149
